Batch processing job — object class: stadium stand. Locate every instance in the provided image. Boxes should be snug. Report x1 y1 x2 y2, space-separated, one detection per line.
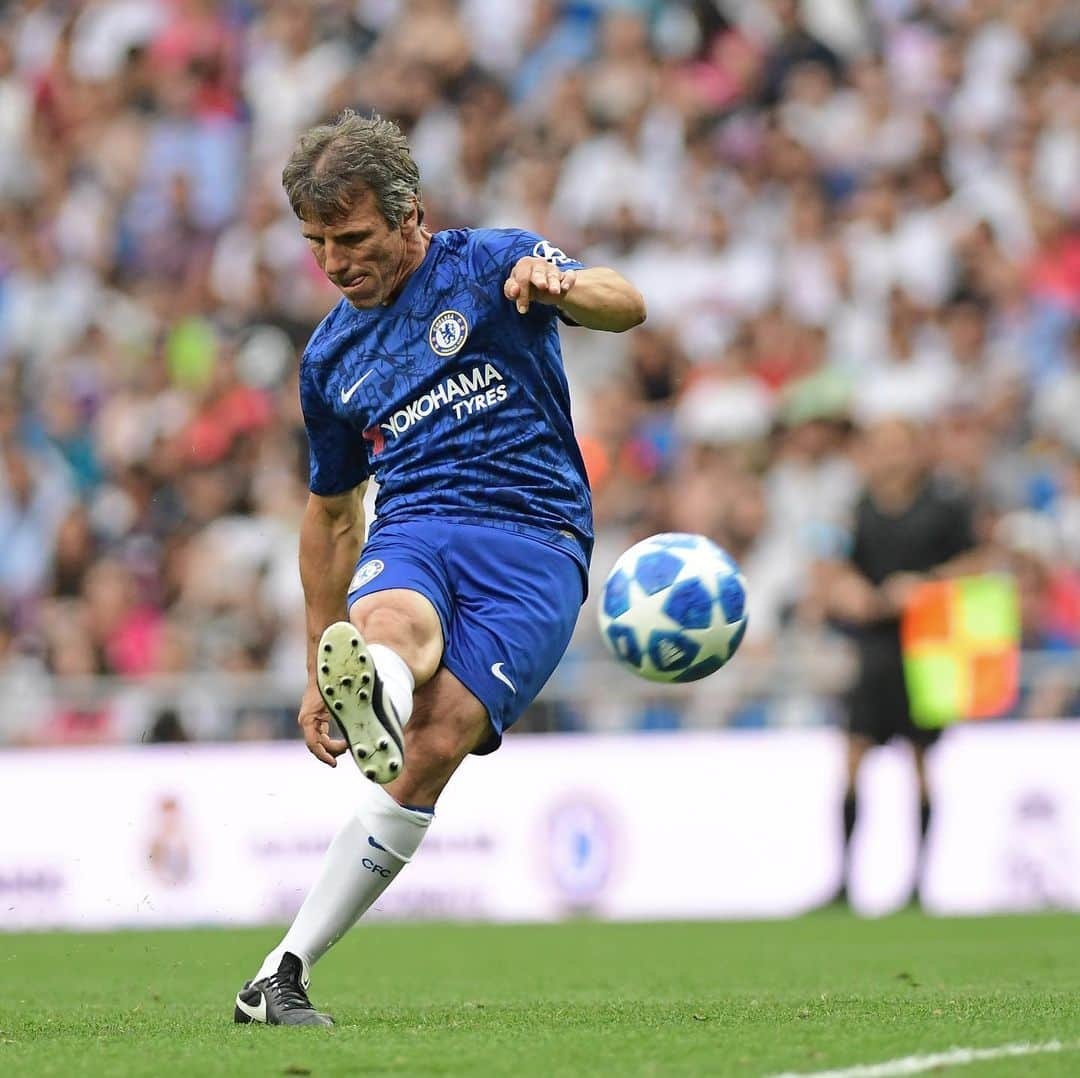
0 0 1076 743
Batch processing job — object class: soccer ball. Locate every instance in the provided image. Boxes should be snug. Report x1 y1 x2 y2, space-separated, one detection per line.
598 533 748 683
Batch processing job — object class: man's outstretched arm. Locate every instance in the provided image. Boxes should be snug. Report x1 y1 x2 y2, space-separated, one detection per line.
504 257 646 332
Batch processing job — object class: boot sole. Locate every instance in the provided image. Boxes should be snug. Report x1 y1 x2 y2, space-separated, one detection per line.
315 622 404 784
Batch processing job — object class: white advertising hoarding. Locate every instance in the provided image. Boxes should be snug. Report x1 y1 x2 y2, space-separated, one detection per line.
2 725 1079 930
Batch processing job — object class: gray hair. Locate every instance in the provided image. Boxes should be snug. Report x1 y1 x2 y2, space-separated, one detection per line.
282 110 423 227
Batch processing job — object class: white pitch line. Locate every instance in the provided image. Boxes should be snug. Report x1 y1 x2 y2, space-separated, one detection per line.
768 1039 1072 1078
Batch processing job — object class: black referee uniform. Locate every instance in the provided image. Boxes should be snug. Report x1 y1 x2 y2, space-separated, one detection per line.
845 476 977 745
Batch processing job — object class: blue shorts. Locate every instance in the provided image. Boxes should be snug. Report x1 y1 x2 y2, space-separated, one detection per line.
346 519 586 753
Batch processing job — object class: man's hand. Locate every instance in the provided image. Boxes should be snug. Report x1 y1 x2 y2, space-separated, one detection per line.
297 683 347 767
504 256 576 314
880 572 926 616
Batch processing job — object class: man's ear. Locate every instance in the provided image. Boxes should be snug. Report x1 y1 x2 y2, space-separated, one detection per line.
404 194 424 231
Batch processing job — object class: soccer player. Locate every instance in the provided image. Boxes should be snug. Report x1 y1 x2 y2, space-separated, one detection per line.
233 112 645 1026
819 417 978 909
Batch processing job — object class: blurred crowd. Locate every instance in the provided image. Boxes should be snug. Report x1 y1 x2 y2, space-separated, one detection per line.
0 0 1077 744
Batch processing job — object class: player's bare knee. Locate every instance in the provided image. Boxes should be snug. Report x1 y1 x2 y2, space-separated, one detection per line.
350 603 440 681
350 602 411 646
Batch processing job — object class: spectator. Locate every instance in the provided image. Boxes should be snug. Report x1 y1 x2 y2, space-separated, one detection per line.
0 0 1076 746
0 440 74 604
994 511 1080 720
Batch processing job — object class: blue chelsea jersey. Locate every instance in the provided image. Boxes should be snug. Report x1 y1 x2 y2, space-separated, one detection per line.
299 228 594 569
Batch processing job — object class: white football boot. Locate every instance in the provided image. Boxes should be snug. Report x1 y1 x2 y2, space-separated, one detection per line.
315 622 404 783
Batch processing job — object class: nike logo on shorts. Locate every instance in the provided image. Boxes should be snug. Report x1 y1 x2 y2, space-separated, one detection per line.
491 662 516 693
340 370 374 403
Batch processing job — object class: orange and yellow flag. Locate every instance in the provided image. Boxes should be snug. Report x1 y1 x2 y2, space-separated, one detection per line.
900 575 1020 728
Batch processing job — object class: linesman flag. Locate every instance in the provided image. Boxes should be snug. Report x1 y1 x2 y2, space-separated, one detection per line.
900 574 1020 728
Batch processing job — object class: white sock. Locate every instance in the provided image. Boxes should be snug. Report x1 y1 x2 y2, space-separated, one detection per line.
368 642 415 726
255 782 431 979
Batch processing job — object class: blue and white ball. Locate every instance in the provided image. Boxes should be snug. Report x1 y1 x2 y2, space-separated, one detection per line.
598 533 748 683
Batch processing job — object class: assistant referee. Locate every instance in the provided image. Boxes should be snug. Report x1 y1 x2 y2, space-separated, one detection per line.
820 417 979 907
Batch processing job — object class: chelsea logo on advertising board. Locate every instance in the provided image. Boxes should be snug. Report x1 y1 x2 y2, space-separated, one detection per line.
543 796 617 909
429 310 469 356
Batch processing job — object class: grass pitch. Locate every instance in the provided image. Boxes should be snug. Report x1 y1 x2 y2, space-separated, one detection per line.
3 912 1079 1077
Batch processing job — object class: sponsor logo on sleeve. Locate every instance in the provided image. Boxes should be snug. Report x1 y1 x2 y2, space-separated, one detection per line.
532 240 574 266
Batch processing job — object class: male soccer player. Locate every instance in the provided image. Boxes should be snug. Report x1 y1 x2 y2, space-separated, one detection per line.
233 112 645 1025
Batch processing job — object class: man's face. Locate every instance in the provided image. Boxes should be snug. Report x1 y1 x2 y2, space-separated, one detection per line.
301 187 412 309
863 418 925 487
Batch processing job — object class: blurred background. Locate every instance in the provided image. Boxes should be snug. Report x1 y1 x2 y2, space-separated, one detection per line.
0 0 1077 926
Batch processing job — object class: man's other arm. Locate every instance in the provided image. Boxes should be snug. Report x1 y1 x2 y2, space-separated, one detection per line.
297 484 365 766
816 559 889 624
503 257 646 332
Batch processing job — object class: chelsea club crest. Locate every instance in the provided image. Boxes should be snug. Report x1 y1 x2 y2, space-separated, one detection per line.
429 310 469 356
349 559 384 592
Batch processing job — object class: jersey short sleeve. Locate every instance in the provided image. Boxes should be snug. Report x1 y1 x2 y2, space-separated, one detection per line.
475 228 584 275
300 357 370 496
468 228 584 325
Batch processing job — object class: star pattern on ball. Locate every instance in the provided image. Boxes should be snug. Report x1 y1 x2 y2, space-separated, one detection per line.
598 533 748 683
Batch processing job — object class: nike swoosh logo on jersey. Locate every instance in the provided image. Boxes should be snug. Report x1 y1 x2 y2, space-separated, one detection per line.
491 662 517 694
340 370 374 403
235 989 267 1023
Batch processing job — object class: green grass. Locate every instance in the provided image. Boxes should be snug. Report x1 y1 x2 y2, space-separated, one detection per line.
2 913 1079 1076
